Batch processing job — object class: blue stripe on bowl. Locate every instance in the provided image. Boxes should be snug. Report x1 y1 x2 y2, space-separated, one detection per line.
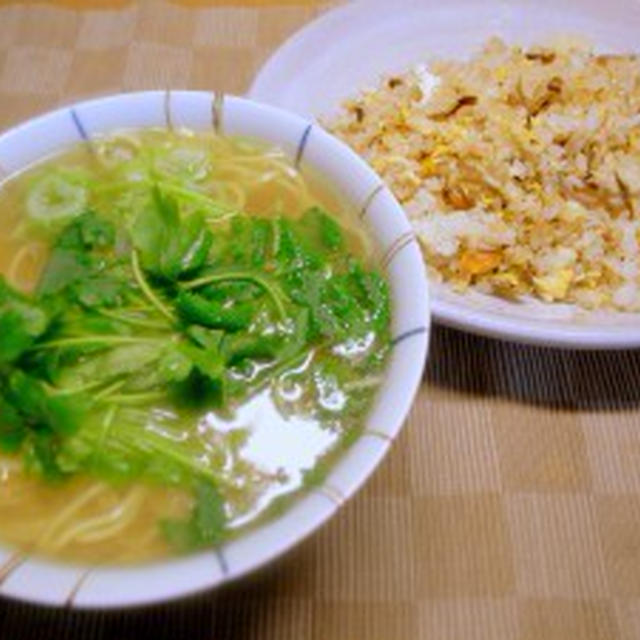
70 108 89 141
215 549 229 576
294 123 313 168
382 231 417 269
0 552 25 586
359 183 385 219
319 484 345 506
212 92 225 133
391 326 428 347
363 429 394 443
164 89 174 130
65 569 92 608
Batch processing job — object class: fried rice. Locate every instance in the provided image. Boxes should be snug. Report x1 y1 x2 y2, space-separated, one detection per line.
326 37 640 311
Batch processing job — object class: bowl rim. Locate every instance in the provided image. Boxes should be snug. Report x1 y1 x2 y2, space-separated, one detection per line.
0 90 430 609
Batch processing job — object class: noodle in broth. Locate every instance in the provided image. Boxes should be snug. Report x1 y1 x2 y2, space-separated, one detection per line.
0 128 385 564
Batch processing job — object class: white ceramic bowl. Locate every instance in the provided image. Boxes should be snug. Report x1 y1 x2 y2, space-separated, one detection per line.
0 91 429 608
250 0 640 349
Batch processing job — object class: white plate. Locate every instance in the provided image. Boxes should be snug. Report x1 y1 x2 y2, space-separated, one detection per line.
250 0 640 349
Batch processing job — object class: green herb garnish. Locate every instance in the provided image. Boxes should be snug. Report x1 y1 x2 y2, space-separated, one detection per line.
0 180 390 553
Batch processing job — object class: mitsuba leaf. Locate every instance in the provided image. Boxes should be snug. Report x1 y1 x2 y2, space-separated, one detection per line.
301 206 344 252
131 186 212 281
6 371 84 438
249 218 272 267
76 213 115 250
160 480 226 552
275 218 321 271
176 291 252 331
0 311 39 366
221 333 281 366
162 329 226 404
178 213 213 274
72 276 128 308
0 277 49 364
178 342 224 383
282 268 341 339
37 212 117 297
193 481 226 545
278 307 310 361
54 211 115 252
199 280 262 303
160 517 199 552
0 395 26 452
185 326 224 351
56 343 162 391
158 345 194 384
349 261 391 333
23 431 66 481
37 248 91 296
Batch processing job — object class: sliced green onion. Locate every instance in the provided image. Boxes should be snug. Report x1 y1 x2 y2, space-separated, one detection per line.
26 174 88 223
153 147 211 183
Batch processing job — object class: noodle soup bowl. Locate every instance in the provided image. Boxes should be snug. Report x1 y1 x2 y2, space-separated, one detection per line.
0 91 429 608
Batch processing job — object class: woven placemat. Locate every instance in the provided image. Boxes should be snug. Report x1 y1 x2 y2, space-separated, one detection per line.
1 2 640 638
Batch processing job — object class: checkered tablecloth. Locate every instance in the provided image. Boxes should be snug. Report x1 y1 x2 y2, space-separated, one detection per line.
1 2 640 638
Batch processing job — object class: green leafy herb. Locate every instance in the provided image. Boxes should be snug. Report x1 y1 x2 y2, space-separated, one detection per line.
0 181 390 553
161 481 226 552
0 395 26 453
131 186 212 281
37 211 116 297
176 291 253 331
0 278 49 364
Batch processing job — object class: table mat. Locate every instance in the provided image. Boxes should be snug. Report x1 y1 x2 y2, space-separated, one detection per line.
1 2 640 638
